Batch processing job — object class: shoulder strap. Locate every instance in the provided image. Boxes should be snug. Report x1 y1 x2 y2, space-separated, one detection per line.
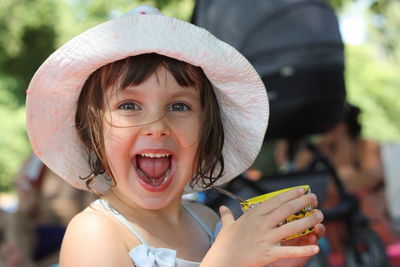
96 199 147 244
181 202 213 240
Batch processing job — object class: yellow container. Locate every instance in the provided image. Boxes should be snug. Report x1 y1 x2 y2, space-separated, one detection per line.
240 185 314 241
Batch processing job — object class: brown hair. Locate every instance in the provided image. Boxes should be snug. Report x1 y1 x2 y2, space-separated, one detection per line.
75 53 224 190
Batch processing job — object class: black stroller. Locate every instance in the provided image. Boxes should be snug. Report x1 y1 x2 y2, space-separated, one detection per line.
192 0 388 266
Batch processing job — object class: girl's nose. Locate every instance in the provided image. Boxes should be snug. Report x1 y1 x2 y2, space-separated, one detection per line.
141 117 171 139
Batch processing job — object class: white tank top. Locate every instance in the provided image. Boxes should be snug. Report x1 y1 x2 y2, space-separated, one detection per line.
94 199 215 267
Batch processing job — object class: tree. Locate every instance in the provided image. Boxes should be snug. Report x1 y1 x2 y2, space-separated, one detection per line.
346 45 400 142
368 0 400 64
342 0 400 142
0 77 30 191
0 0 65 191
0 0 65 105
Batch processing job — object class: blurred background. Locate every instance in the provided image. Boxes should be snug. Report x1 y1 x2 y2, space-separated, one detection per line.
0 0 400 266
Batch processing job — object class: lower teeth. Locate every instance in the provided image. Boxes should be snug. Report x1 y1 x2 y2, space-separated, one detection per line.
137 168 171 186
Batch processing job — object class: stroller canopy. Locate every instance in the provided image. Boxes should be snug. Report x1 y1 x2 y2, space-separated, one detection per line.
193 0 344 76
193 0 346 139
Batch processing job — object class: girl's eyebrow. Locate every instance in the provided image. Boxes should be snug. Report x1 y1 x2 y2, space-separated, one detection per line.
107 85 143 97
169 88 199 100
120 85 199 99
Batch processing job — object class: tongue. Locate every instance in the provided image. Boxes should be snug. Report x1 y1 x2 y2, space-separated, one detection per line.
137 156 170 178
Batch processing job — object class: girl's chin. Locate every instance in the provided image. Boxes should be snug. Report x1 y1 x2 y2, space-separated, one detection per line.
135 198 175 210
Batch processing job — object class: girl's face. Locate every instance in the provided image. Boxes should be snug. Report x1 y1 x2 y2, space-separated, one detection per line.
103 66 201 210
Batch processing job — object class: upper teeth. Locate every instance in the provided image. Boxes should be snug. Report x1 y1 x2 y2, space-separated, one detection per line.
140 153 170 158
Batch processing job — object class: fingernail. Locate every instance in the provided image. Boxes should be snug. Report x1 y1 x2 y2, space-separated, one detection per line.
315 211 323 220
297 187 305 194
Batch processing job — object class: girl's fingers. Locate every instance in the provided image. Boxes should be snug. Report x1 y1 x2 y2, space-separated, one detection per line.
261 193 318 228
272 209 324 241
272 244 320 260
219 205 235 227
253 187 308 216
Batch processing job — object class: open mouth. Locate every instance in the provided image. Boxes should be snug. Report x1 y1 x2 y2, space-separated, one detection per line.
134 152 174 191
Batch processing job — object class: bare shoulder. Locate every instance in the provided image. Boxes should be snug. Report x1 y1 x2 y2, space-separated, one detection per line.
183 201 220 231
60 208 136 267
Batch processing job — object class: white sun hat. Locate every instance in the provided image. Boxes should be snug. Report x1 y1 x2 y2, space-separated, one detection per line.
26 5 269 193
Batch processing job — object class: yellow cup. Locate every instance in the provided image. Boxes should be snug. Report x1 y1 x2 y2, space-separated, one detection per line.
240 185 314 241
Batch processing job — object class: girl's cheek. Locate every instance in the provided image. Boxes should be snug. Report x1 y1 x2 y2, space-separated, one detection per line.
170 117 201 148
104 130 134 159
176 128 201 150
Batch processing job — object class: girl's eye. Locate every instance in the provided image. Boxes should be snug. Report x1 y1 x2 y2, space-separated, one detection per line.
168 103 190 112
118 102 140 110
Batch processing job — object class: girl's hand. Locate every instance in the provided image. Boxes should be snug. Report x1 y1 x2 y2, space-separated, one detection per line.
201 188 324 267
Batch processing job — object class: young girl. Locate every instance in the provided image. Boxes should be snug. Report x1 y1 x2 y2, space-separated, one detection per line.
26 5 324 267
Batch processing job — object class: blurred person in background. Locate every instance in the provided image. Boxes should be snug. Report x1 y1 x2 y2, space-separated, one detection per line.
315 103 393 253
272 103 399 254
316 104 383 195
237 102 387 265
0 153 95 267
270 103 384 197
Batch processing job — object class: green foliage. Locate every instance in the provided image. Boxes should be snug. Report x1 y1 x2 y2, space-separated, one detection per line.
325 0 393 12
344 0 400 142
57 0 194 44
0 106 30 191
0 0 61 105
158 0 194 20
325 0 354 11
345 44 400 142
370 0 396 14
0 76 30 191
368 1 400 64
0 0 63 191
